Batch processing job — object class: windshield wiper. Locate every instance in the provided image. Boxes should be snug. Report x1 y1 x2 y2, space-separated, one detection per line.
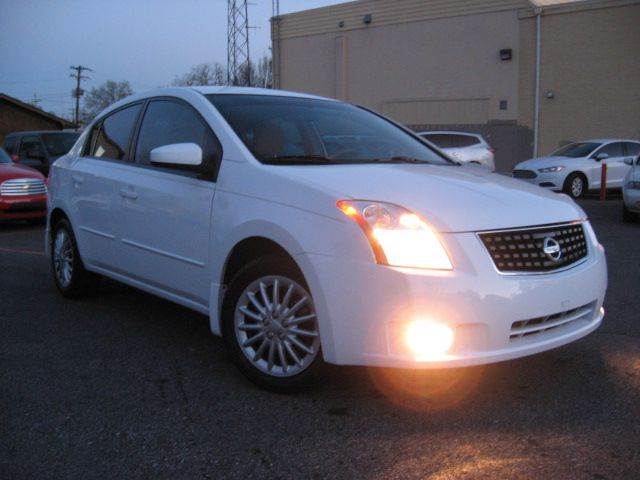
262 155 339 165
371 156 432 164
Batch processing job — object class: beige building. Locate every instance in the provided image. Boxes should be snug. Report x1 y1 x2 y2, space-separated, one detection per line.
272 0 640 170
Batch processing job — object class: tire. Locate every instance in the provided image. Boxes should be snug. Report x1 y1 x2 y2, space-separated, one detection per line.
563 172 587 199
50 218 100 298
623 204 638 223
222 255 322 392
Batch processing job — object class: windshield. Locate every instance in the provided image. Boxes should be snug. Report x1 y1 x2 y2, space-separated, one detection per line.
41 132 80 157
207 94 452 165
552 142 600 158
0 148 10 164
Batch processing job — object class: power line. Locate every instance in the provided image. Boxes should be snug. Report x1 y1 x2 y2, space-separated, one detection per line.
70 65 92 127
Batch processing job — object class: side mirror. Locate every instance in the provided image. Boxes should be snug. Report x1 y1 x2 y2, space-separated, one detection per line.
150 143 202 167
624 157 634 166
594 152 609 161
10 154 19 162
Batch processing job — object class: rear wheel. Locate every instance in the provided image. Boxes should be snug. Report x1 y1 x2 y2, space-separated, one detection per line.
222 255 322 392
50 218 100 298
563 172 587 199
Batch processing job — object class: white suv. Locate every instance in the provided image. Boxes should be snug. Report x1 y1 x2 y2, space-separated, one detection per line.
47 87 607 391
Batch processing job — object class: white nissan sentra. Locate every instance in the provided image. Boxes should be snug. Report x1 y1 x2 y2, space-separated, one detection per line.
46 87 607 391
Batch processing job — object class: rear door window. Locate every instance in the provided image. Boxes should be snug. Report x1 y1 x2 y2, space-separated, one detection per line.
623 142 640 157
421 134 479 149
596 142 624 158
92 104 142 161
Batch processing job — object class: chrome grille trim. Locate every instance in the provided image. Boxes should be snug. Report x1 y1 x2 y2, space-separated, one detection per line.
510 303 595 340
478 222 588 274
0 178 47 196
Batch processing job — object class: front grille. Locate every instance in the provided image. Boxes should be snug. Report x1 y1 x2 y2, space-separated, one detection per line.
0 178 47 197
510 303 595 340
479 223 588 273
513 169 537 179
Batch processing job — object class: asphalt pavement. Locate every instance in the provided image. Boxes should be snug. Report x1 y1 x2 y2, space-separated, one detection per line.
1 199 639 479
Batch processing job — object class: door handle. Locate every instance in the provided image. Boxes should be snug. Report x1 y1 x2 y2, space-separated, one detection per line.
72 174 83 185
119 188 138 200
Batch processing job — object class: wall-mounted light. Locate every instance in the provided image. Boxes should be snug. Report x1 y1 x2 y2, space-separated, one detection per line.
545 90 555 100
338 20 344 28
363 14 372 24
499 48 512 61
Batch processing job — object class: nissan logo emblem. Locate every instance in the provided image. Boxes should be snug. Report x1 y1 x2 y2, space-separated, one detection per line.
543 237 562 262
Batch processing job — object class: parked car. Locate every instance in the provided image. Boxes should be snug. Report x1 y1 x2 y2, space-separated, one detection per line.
513 139 640 199
3 130 80 176
47 87 606 391
418 131 495 170
0 147 47 222
622 154 640 222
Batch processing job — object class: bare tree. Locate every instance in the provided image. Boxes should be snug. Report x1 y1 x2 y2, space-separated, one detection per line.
173 63 226 86
81 80 133 125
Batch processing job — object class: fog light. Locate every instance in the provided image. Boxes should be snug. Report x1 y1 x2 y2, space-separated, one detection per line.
405 320 454 360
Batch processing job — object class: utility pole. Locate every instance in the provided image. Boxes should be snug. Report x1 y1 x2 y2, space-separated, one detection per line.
227 0 251 86
70 65 92 127
30 93 42 108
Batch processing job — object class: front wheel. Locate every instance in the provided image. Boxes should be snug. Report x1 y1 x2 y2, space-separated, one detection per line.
563 172 587 199
50 218 100 298
623 204 638 223
222 256 322 392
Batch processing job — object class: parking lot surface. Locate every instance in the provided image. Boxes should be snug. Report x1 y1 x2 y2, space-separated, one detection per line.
1 199 639 479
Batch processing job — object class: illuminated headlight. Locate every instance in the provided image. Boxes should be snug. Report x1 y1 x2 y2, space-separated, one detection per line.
538 166 565 173
337 200 453 270
405 320 454 360
626 181 640 190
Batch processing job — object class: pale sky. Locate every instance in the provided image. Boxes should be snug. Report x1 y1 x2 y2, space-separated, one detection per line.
0 0 347 119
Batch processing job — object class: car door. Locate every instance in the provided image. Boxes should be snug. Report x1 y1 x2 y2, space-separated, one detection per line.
591 142 626 187
115 98 221 308
623 142 640 175
70 103 143 270
17 135 48 174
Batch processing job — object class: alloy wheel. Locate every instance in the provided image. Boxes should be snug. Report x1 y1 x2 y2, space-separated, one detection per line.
53 229 74 288
234 275 320 378
571 177 583 197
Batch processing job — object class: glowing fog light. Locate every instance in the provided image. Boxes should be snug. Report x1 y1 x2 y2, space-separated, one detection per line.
405 320 454 360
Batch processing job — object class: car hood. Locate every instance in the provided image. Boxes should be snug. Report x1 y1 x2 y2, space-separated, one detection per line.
276 163 584 232
0 162 44 181
515 156 573 169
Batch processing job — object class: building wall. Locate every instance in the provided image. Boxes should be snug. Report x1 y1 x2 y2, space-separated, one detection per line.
275 3 530 170
518 1 640 156
0 100 65 144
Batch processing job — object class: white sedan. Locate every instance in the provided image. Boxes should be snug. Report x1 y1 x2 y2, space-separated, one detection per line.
513 139 640 198
46 87 607 391
623 154 640 222
418 131 495 171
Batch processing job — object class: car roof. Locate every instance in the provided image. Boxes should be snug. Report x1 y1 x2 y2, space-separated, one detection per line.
5 130 80 137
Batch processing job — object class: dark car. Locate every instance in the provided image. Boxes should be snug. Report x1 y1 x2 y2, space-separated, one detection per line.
3 130 80 176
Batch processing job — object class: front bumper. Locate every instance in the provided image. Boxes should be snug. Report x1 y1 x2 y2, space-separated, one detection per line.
298 227 607 369
515 172 565 191
0 194 47 220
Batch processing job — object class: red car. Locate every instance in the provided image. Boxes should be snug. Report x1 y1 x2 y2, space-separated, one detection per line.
0 147 47 222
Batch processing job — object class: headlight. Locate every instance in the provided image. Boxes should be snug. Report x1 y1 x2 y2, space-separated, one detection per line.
538 166 565 173
626 181 640 190
336 200 452 270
